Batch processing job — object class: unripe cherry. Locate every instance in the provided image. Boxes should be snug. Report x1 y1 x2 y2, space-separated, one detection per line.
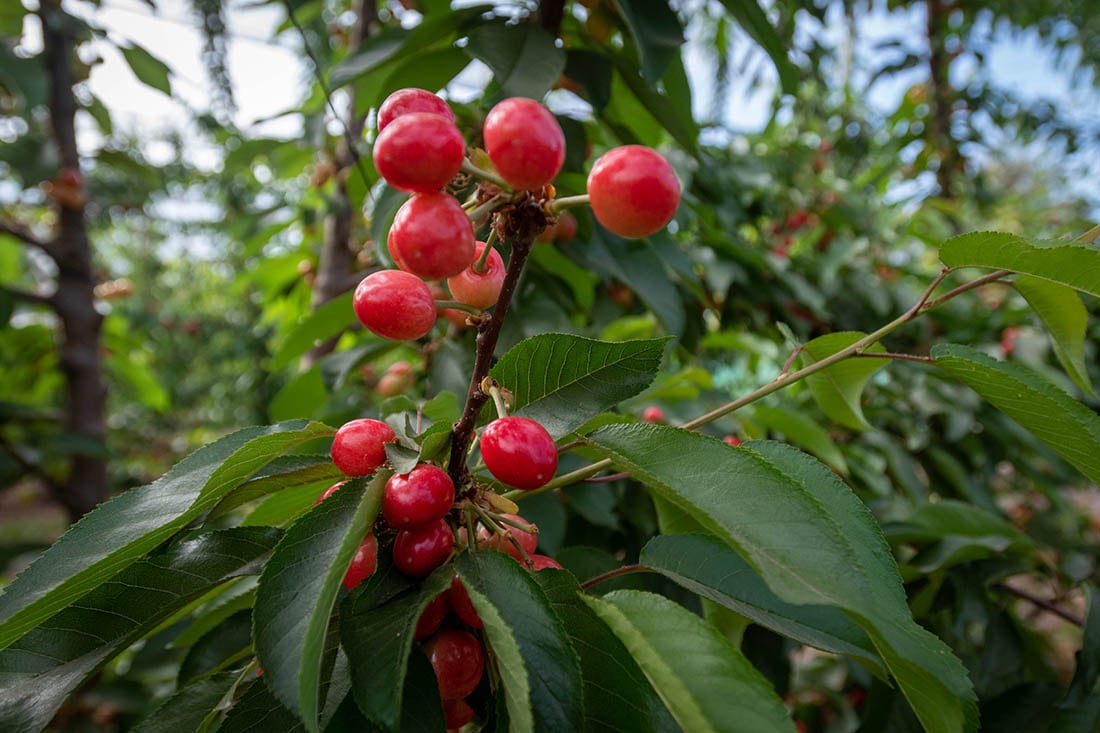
389 192 476 280
378 88 455 132
483 98 565 190
446 242 505 310
331 418 395 476
393 518 455 576
480 416 558 490
587 145 680 238
342 534 378 589
373 113 465 193
353 270 437 341
382 463 455 528
424 629 484 700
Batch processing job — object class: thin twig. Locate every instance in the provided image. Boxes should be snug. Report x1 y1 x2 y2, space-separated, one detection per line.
0 219 55 257
777 345 804 379
579 564 649 590
994 583 1084 627
852 352 933 363
1 284 54 307
584 471 632 483
923 269 1010 311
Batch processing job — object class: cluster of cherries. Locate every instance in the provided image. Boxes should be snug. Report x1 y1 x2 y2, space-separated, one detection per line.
322 88 681 729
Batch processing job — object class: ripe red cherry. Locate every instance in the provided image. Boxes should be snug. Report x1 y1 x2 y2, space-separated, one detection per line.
529 554 563 571
373 113 465 194
331 418 396 476
480 416 558 490
443 698 475 729
424 629 484 700
448 576 482 629
342 534 378 589
393 519 455 576
587 145 680 238
479 513 538 562
315 480 346 504
414 592 451 640
383 464 455 528
446 242 505 310
378 88 455 132
642 406 666 424
389 192 476 280
353 270 437 342
483 98 565 190
722 435 742 447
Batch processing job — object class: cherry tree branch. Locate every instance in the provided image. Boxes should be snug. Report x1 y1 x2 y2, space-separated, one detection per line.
0 219 57 258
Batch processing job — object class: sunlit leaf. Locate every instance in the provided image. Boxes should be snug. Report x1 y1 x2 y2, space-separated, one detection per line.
939 231 1100 297
799 331 889 431
1014 276 1093 395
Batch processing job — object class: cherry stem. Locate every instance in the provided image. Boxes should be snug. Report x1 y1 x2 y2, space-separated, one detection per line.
486 382 510 419
466 193 509 224
549 194 590 212
464 506 478 552
994 582 1083 626
471 239 495 275
434 299 481 315
448 232 537 486
579 564 650 590
461 159 510 191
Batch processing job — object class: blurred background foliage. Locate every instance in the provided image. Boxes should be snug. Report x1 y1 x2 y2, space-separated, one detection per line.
1 0 1098 729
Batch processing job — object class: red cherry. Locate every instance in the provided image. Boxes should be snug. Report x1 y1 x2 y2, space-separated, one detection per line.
448 576 482 629
479 513 538 562
342 534 378 589
315 480 346 504
483 98 565 190
373 113 465 194
587 145 680 238
446 242 505 310
383 464 455 528
555 211 577 240
353 270 437 341
642 406 666 423
480 417 558 490
389 192 476 280
529 554 562 571
722 435 742 447
393 519 455 576
378 88 455 132
331 419 396 476
442 698 475 729
377 361 415 397
424 629 485 700
414 592 451 640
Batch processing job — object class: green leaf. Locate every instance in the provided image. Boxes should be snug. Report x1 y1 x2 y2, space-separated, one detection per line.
1014 276 1094 395
120 43 172 95
209 454 343 521
583 590 795 733
489 333 668 439
615 0 685 84
752 404 848 474
179 610 254 685
939 231 1100 297
374 45 472 111
340 563 451 728
270 367 327 421
132 671 241 733
530 244 599 312
454 551 584 733
640 534 885 676
0 421 331 649
799 331 889 431
0 528 279 732
1050 586 1100 731
882 500 1034 573
587 228 686 335
564 50 612 112
584 426 978 733
172 584 258 650
932 343 1100 486
716 0 799 94
271 292 357 370
532 570 677 732
218 679 303 733
465 22 565 99
610 55 698 152
252 472 386 732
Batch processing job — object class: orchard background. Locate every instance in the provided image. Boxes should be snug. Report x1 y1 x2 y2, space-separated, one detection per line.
2 1 1100 731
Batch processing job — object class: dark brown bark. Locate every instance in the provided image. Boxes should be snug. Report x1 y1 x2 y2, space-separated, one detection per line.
40 4 109 520
304 0 377 366
538 0 566 37
925 0 961 201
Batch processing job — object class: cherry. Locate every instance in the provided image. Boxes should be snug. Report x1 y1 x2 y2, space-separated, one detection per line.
443 698 475 729
642 406 666 424
424 629 485 700
389 192 476 280
382 464 455 529
331 418 396 476
480 416 558 490
414 592 451 641
722 435 742 447
353 270 437 342
429 281 471 329
587 145 680 238
315 480 346 504
342 534 378 589
378 88 455 132
393 519 455 576
377 361 415 397
529 554 563 571
555 211 578 240
479 513 538 562
373 113 465 194
448 576 482 629
483 98 565 190
446 242 505 310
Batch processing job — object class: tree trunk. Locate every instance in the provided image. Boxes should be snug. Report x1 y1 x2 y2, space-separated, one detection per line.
925 0 961 201
41 4 109 520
